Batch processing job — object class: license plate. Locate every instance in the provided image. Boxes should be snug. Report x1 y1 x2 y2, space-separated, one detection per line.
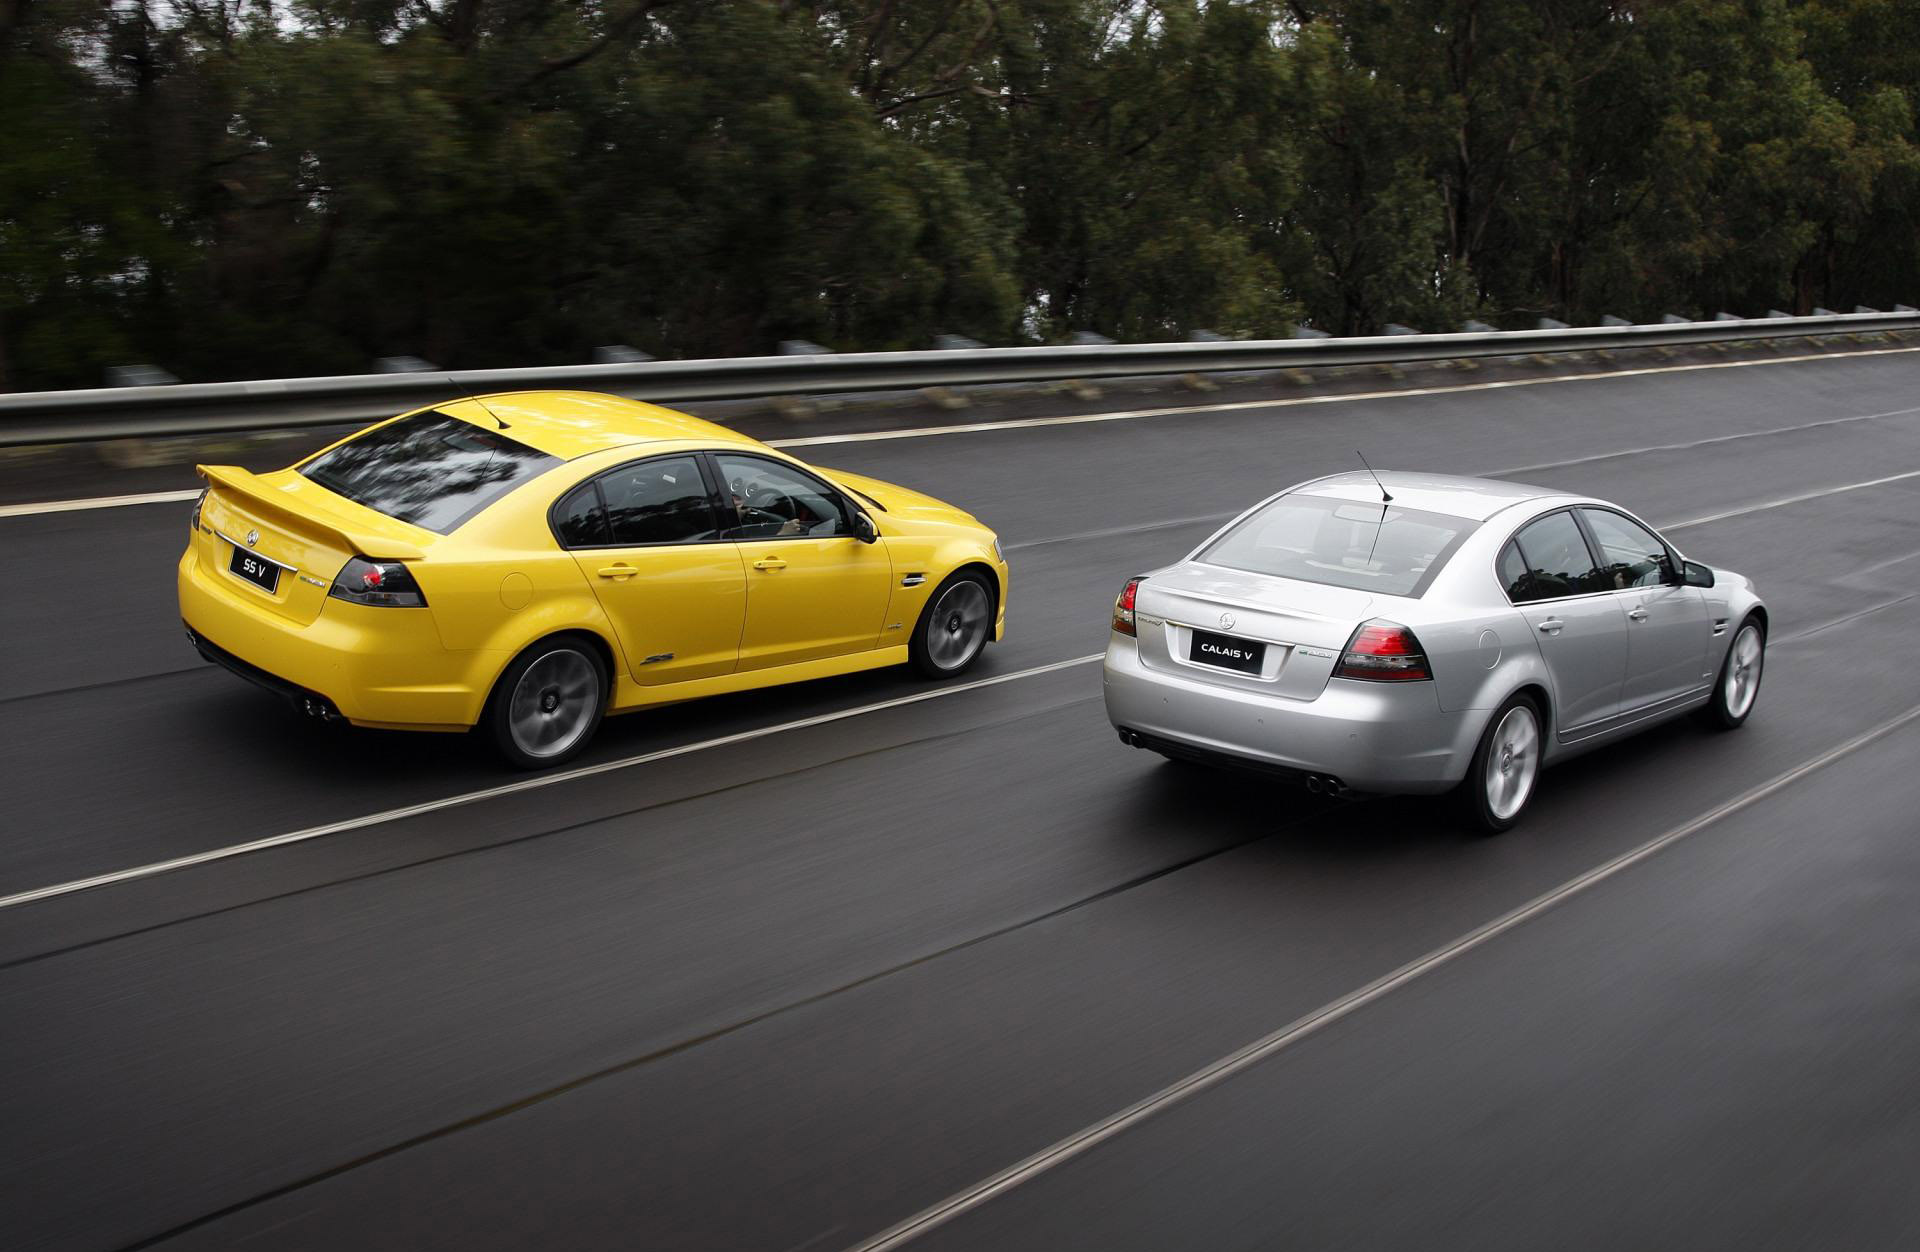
1189 629 1264 674
228 544 281 593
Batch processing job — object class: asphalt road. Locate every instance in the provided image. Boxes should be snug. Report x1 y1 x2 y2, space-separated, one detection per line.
4 347 1920 1250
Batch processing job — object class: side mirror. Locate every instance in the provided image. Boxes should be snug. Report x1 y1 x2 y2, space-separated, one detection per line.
852 511 879 544
1682 560 1715 588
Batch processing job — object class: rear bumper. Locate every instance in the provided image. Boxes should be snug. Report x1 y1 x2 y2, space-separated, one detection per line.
1102 634 1481 794
186 624 342 719
178 548 501 729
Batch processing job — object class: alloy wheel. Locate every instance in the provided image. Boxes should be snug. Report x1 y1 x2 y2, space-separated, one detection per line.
926 579 991 672
1484 704 1540 822
508 648 600 759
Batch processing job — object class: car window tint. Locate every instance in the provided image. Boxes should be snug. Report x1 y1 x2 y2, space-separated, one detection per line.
1200 494 1474 597
1511 512 1605 599
597 456 719 545
300 410 560 534
554 482 611 547
713 454 850 541
1580 508 1670 589
1497 541 1530 600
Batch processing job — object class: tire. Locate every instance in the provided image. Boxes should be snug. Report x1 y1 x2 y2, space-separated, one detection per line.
909 570 995 679
484 637 608 769
1458 693 1543 834
1696 615 1765 731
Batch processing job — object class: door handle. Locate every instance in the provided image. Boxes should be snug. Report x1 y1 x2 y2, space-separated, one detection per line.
1627 607 1649 622
596 564 638 580
1536 618 1565 634
752 558 788 571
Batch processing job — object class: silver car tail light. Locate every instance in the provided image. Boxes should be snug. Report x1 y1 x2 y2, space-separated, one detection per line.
1112 577 1144 636
1333 619 1431 682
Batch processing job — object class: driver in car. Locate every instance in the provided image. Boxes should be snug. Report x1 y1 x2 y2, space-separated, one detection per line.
729 476 824 537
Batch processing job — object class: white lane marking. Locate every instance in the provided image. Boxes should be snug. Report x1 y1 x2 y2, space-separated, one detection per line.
6 345 1919 519
0 488 199 519
0 654 1102 911
771 346 1920 449
1848 548 1920 578
1487 404 1920 478
1663 468 1920 531
1005 513 1233 553
1778 593 1920 645
843 701 1920 1252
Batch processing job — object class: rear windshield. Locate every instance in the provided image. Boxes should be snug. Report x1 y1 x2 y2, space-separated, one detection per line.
300 411 560 534
1200 494 1476 597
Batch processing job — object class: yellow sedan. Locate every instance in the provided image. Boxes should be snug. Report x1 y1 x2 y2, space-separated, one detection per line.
178 391 1008 766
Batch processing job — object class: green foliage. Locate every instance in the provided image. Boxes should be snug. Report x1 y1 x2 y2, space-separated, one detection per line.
2 0 1917 388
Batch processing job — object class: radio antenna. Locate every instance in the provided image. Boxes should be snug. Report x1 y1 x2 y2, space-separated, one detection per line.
449 375 510 430
1355 451 1391 573
1355 450 1392 503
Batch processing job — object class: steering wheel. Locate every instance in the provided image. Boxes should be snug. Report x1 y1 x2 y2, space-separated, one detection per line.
730 476 792 531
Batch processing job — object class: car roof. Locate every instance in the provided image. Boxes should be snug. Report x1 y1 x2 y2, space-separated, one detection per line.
425 391 763 460
1292 471 1566 522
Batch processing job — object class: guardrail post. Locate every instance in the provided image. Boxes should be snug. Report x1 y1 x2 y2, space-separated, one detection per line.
98 366 183 468
373 356 437 373
772 342 834 416
1446 320 1497 369
592 345 654 364
1180 330 1227 388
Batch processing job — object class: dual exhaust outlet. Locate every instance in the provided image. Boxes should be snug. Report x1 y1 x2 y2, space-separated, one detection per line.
1116 727 1349 797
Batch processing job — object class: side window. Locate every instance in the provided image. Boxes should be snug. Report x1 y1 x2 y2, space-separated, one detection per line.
1579 509 1671 589
713 454 851 541
1497 541 1531 601
554 482 611 548
1510 512 1605 600
596 455 721 545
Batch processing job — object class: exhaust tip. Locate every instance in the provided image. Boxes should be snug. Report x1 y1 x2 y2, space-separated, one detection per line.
1305 776 1323 794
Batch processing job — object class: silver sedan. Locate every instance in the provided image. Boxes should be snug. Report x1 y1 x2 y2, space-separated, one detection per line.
1103 472 1767 831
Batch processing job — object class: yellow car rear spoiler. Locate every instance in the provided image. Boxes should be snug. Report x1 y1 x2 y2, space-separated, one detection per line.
197 464 427 562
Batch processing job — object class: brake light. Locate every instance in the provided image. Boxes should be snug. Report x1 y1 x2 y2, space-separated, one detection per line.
188 488 207 532
1333 619 1431 681
1112 577 1143 636
330 556 428 607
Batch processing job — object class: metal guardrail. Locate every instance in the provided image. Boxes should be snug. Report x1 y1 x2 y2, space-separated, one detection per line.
2 310 1916 446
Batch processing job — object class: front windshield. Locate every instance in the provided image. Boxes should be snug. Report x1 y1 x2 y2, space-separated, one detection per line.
301 411 560 534
1200 494 1476 597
